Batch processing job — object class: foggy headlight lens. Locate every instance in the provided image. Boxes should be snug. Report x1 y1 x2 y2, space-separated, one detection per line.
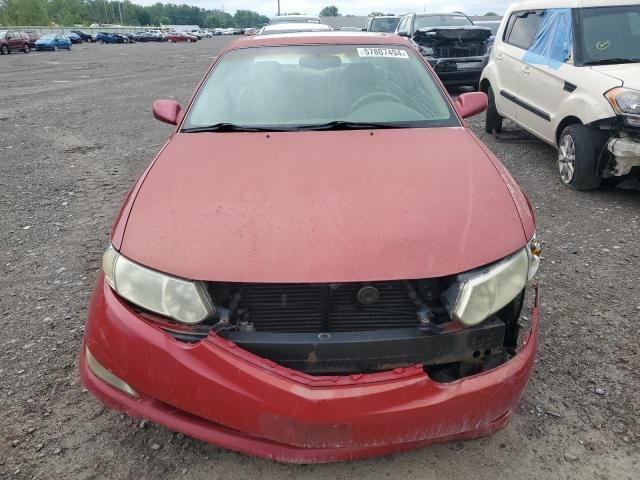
445 248 529 327
605 88 640 116
102 246 214 324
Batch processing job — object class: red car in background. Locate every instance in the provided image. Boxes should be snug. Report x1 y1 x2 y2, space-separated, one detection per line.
80 32 542 463
0 30 31 54
166 31 198 42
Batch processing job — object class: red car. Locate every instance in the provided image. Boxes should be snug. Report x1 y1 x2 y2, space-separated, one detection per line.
80 32 542 463
166 31 197 42
0 30 31 54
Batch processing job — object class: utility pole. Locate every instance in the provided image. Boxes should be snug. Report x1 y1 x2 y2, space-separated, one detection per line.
277 0 280 16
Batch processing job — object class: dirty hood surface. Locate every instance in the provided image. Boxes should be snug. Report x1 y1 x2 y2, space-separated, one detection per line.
121 128 526 282
590 63 640 90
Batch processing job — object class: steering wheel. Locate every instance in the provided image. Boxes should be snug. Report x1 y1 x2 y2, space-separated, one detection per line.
348 92 404 115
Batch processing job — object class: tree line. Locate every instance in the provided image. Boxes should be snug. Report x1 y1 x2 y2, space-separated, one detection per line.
0 0 270 28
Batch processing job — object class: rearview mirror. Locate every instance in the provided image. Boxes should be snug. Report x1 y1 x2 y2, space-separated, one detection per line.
152 100 181 125
454 92 487 119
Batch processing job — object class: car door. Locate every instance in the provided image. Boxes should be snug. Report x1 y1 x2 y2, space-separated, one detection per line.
515 9 570 142
492 13 537 121
8 31 19 50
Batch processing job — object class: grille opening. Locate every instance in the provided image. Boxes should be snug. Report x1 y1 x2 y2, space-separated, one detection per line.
207 279 450 333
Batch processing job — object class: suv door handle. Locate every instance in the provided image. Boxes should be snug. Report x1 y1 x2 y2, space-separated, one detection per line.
522 65 531 75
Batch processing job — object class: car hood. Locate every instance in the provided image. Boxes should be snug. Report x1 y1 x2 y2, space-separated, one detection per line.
590 64 640 90
120 128 527 282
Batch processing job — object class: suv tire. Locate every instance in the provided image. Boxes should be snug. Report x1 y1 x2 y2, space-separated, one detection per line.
23 44 30 53
0 45 8 55
558 124 602 190
485 86 503 134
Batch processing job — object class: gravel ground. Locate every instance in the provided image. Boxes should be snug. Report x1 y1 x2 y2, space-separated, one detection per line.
0 38 638 480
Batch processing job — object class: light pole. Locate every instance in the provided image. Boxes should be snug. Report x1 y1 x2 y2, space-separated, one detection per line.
277 0 280 16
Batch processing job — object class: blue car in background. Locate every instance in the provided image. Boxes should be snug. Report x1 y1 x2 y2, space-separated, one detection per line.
35 33 72 51
66 32 82 44
96 32 117 44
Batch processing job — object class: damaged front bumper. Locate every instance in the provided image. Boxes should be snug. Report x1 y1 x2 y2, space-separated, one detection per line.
80 275 540 463
423 55 489 86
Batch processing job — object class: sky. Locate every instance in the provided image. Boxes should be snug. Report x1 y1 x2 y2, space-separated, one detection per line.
131 0 514 17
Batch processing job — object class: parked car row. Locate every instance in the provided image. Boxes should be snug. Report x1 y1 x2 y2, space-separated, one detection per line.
0 27 220 55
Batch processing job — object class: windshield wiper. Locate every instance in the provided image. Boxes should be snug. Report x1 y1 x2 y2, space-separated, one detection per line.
584 58 640 66
181 123 297 133
296 120 409 131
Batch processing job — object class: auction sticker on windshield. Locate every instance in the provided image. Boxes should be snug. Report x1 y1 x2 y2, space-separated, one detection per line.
357 48 409 58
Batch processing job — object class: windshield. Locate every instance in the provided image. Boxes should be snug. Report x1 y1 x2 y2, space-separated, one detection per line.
370 18 401 32
270 16 321 25
577 5 640 64
414 15 473 29
40 34 55 40
182 44 456 131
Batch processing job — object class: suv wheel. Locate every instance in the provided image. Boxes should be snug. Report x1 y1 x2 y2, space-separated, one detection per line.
485 86 503 134
558 125 602 190
23 44 30 53
0 45 8 55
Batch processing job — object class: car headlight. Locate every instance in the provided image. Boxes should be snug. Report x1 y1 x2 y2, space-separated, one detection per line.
102 246 214 324
605 88 640 125
443 235 541 327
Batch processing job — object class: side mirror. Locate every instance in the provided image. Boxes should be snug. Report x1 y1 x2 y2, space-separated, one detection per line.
397 31 409 37
152 100 181 125
454 92 488 118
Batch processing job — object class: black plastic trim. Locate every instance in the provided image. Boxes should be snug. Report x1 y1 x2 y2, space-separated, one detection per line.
500 89 551 121
219 318 506 374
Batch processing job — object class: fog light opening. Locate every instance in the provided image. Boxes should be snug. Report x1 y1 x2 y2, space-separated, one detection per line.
85 346 139 398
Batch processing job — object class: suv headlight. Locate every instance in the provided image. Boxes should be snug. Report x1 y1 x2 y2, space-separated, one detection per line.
605 88 640 125
102 246 214 324
443 235 541 327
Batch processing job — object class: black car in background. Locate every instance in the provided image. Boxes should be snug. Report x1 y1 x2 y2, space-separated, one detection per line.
364 16 401 33
70 30 94 42
396 12 492 89
133 32 163 42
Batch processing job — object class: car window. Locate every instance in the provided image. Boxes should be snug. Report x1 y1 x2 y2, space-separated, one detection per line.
504 10 544 49
577 5 640 64
183 44 457 130
414 15 473 30
370 18 401 33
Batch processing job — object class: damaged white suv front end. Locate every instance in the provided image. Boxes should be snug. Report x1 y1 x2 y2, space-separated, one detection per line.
480 1 640 190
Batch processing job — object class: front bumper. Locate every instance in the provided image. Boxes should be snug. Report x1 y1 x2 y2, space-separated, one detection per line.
80 275 540 463
426 55 488 86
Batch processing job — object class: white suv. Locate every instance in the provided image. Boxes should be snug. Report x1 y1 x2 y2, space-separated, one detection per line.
481 1 640 189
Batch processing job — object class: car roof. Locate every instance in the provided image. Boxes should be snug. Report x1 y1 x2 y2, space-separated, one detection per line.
413 12 468 17
370 16 401 19
262 23 333 33
223 32 411 51
506 0 637 10
272 14 321 19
